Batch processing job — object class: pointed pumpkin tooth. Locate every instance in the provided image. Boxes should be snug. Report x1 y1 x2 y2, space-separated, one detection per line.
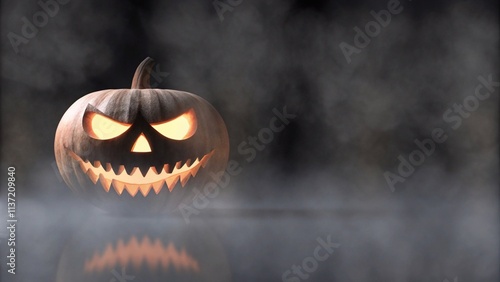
180 171 191 187
93 161 101 169
99 176 112 192
190 163 201 177
105 163 114 173
151 180 164 194
112 180 125 195
139 184 152 197
86 169 99 184
200 154 211 168
130 167 142 177
79 161 89 173
165 176 179 192
191 158 200 167
183 161 193 171
146 166 159 178
125 183 139 197
117 165 126 175
193 158 201 167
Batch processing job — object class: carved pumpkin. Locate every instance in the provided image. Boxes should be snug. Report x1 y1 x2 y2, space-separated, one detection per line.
55 217 231 282
54 58 229 214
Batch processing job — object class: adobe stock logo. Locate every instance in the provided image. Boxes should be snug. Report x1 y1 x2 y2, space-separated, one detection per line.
282 235 340 282
384 74 498 192
339 0 405 64
7 0 70 54
109 267 134 282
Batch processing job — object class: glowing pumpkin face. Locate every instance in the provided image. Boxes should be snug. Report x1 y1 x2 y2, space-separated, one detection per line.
54 58 229 213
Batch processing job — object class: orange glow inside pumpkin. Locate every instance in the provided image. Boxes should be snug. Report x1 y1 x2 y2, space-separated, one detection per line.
151 108 197 140
85 112 131 140
131 133 152 153
68 150 215 196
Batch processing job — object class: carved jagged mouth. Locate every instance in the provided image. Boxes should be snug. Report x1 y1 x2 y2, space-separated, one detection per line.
84 236 200 273
68 150 214 197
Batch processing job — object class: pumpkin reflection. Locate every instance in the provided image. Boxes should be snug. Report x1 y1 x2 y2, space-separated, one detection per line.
84 236 200 273
56 217 231 282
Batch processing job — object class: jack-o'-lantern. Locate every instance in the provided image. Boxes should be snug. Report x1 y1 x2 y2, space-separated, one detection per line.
55 216 231 282
54 57 229 214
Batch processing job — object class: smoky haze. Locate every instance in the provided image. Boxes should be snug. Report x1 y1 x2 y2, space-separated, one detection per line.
1 0 498 281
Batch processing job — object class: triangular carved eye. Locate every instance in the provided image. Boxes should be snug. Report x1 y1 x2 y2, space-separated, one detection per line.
151 108 197 140
83 111 131 140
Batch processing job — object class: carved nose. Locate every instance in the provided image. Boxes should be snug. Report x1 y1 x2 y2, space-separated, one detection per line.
131 133 152 153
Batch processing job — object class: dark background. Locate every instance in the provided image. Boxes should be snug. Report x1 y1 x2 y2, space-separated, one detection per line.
1 0 498 281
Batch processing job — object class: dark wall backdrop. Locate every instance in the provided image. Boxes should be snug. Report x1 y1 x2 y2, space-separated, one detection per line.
1 0 498 281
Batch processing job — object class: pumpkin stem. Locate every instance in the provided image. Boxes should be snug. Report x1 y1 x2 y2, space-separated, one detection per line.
131 57 155 89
